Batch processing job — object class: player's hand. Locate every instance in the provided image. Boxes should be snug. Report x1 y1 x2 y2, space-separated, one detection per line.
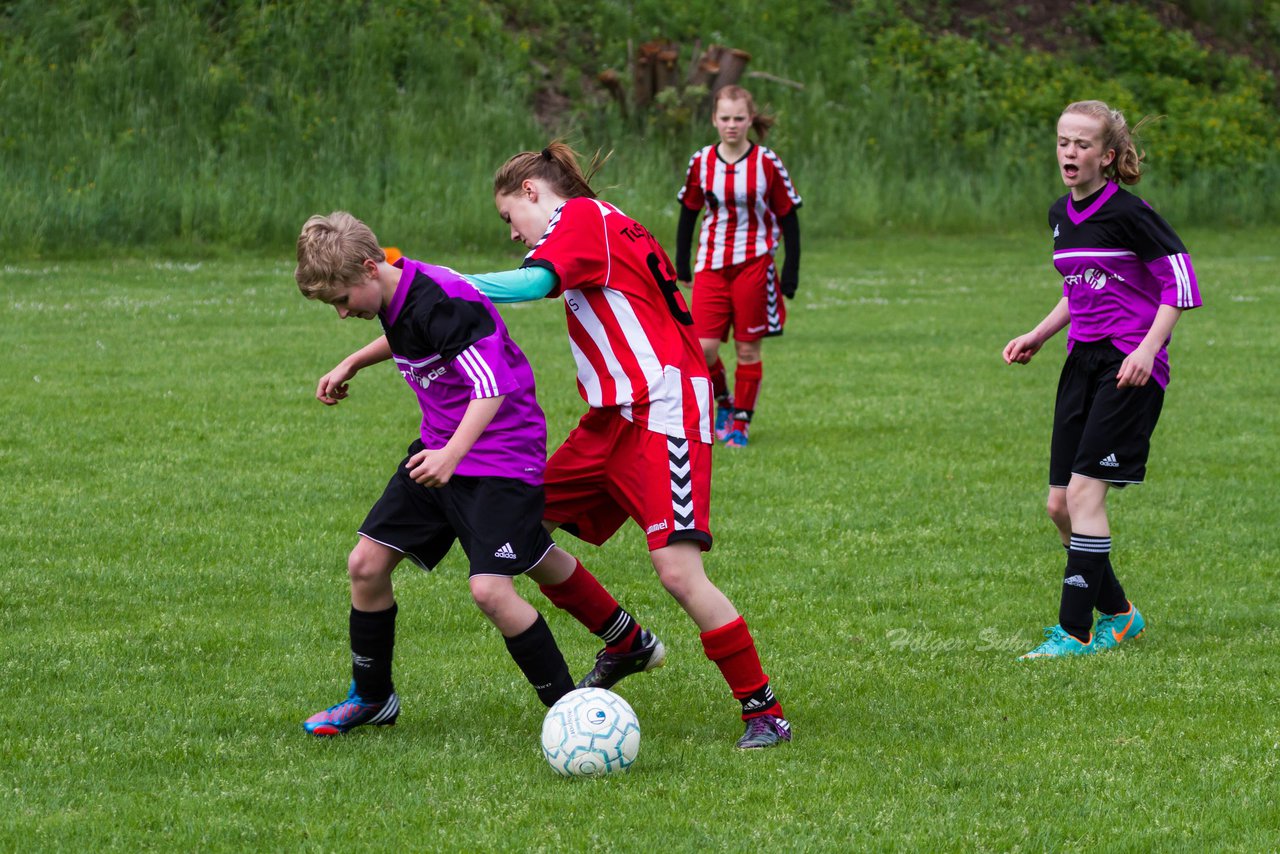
406 447 460 487
316 363 356 405
781 279 798 299
1002 334 1042 365
1116 348 1155 388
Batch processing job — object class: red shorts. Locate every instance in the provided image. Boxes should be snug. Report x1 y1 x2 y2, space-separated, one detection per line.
692 254 786 343
544 409 713 552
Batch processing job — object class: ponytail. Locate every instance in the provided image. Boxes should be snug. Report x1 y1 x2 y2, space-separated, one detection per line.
493 140 609 199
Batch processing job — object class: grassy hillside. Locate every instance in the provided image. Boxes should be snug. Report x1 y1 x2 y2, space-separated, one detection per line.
2 0 1278 255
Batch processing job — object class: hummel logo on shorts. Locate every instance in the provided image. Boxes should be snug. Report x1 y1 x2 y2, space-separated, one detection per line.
1100 453 1119 467
1064 574 1089 588
494 542 517 559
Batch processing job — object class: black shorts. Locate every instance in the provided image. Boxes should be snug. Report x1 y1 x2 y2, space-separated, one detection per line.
1049 341 1165 488
358 440 555 577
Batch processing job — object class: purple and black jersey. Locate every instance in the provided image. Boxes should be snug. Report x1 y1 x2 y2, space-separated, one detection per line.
1049 183 1201 388
380 258 546 486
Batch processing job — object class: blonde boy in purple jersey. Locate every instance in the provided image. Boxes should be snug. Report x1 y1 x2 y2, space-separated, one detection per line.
294 212 659 734
1003 101 1202 658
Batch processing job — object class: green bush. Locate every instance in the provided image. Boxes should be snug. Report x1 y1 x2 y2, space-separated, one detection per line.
1077 2 1278 176
1 0 1277 255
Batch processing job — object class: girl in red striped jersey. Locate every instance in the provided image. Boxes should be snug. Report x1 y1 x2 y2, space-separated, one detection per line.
676 85 803 448
466 142 792 749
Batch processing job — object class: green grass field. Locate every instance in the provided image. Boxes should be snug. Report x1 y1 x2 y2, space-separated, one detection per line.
3 229 1278 851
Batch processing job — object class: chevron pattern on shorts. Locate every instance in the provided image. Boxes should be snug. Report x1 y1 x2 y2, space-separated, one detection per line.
765 262 782 333
667 437 694 530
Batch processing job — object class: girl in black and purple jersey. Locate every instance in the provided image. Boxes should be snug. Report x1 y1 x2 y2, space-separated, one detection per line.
1003 100 1202 659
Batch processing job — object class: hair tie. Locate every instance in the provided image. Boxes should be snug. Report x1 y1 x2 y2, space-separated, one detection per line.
540 147 553 161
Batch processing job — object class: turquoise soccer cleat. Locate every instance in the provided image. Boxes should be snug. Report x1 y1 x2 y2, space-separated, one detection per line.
1019 624 1097 659
1092 602 1146 651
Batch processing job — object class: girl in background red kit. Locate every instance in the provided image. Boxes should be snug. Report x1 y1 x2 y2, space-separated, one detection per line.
675 85 802 448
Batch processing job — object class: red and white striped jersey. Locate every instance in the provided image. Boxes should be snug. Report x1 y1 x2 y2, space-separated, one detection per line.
522 197 714 444
677 143 801 272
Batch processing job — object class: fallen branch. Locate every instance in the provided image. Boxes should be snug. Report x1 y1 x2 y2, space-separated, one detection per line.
746 70 805 90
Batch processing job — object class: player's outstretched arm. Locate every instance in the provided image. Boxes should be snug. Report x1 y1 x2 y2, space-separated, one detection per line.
405 395 506 486
465 268 557 303
1003 297 1070 365
316 336 392 405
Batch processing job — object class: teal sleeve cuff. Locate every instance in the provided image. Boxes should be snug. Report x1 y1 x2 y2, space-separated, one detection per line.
464 267 556 303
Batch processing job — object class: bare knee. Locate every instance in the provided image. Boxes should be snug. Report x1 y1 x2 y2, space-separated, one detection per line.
1046 490 1070 529
468 575 533 635
700 340 720 366
347 541 395 588
653 563 696 603
650 542 739 631
468 576 508 621
735 340 762 364
1065 478 1107 516
650 545 707 605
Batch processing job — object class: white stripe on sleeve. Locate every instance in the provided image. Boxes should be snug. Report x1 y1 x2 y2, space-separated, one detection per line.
457 346 499 397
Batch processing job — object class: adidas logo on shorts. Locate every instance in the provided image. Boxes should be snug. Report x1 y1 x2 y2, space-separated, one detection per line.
1100 453 1119 467
494 542 517 560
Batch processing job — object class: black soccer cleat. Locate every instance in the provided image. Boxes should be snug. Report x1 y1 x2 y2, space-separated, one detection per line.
575 629 667 690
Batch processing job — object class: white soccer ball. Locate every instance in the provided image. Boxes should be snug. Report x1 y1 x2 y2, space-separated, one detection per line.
541 687 640 777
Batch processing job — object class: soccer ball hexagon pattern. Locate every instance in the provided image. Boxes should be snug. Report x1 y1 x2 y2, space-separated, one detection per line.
541 688 640 777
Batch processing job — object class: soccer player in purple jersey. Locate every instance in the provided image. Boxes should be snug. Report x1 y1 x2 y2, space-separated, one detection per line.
1002 101 1202 658
292 212 659 734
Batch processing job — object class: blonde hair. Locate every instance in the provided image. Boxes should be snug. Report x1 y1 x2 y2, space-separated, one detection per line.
493 140 608 200
294 211 385 300
713 85 776 142
1061 100 1160 185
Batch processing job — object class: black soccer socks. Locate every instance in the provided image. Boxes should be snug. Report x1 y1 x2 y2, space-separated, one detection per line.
350 603 397 702
504 612 575 707
1059 534 1111 642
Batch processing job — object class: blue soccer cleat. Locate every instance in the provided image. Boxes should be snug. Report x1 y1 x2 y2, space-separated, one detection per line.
303 682 400 736
736 714 792 749
723 428 749 449
1092 602 1146 651
715 403 735 441
1019 624 1097 659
